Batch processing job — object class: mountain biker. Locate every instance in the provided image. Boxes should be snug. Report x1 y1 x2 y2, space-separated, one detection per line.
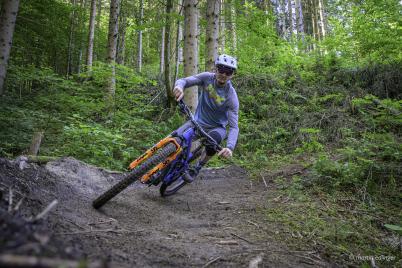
173 54 239 182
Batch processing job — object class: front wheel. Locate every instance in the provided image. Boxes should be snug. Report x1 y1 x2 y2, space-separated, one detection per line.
92 142 178 209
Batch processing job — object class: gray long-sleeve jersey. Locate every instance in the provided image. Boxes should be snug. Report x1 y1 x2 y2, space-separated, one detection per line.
175 72 239 150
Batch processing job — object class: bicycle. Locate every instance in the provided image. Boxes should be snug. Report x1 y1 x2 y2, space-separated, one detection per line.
92 100 222 209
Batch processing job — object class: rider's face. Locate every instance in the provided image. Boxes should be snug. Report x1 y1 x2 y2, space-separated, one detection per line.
215 65 234 85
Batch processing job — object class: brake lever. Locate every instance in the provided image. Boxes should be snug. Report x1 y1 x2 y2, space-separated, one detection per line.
215 144 223 152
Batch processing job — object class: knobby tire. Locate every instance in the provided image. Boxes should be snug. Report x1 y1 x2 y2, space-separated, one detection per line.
92 143 177 209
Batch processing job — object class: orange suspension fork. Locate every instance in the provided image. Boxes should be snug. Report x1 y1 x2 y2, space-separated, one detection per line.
128 136 182 183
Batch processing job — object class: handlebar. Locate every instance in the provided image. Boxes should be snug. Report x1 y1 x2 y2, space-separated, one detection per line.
178 100 223 152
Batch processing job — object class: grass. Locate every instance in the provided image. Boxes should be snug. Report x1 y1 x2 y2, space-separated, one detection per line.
263 168 402 267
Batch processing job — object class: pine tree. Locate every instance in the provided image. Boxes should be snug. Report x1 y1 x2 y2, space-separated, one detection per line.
205 0 220 71
183 0 199 112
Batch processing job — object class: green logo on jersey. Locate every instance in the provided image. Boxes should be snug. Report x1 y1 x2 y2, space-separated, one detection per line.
205 84 225 105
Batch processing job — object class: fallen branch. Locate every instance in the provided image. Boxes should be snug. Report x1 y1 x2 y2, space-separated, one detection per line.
260 173 268 188
0 182 24 197
148 90 163 105
88 218 117 226
56 228 141 235
26 155 58 164
8 187 13 212
247 220 260 228
202 256 221 268
217 240 238 245
0 254 103 268
230 232 253 244
32 200 58 222
13 196 25 212
294 254 325 265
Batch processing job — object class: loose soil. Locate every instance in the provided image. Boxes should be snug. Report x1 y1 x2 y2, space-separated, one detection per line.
0 157 330 267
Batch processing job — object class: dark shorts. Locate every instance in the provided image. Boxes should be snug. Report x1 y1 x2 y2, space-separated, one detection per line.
174 121 226 156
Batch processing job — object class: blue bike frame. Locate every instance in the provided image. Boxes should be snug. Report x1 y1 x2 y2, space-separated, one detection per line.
158 100 221 187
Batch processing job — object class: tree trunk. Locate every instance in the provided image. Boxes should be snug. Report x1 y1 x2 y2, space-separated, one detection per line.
288 0 293 38
230 0 237 52
205 0 220 71
298 0 304 41
312 0 319 41
279 0 286 37
310 0 315 38
94 0 102 61
28 131 44 156
183 0 199 112
116 5 126 65
0 0 20 95
164 0 175 108
219 0 225 52
66 0 77 78
77 49 82 74
106 0 120 101
174 0 183 83
118 16 126 65
76 0 86 75
263 0 271 14
272 0 281 35
302 0 311 36
159 27 165 75
137 0 143 72
318 0 325 38
295 0 300 38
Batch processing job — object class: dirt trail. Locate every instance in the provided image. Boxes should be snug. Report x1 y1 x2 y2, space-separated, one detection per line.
0 157 328 267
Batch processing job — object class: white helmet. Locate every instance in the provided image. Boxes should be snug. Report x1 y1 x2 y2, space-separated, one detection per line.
215 54 237 70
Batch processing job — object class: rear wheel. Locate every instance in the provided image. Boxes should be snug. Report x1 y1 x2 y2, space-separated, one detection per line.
160 177 187 197
92 142 177 209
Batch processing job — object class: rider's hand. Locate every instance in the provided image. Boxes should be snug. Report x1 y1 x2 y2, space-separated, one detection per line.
173 87 184 101
218 148 233 158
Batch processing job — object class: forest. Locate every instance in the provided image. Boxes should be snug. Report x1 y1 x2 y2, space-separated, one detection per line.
0 0 401 267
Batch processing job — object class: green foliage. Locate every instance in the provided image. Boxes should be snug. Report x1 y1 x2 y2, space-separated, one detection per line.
351 95 402 131
0 64 182 171
265 187 402 266
350 0 402 63
295 128 324 154
12 0 74 72
1 1 400 266
59 119 129 170
312 131 400 194
321 0 402 66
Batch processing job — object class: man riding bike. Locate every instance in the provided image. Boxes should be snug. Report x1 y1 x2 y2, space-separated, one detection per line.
173 54 239 182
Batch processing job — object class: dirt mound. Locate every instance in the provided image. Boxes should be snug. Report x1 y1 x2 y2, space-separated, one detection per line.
0 157 327 267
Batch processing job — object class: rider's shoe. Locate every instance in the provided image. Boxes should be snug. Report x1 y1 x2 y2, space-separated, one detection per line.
182 171 194 183
183 163 203 183
190 163 203 178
